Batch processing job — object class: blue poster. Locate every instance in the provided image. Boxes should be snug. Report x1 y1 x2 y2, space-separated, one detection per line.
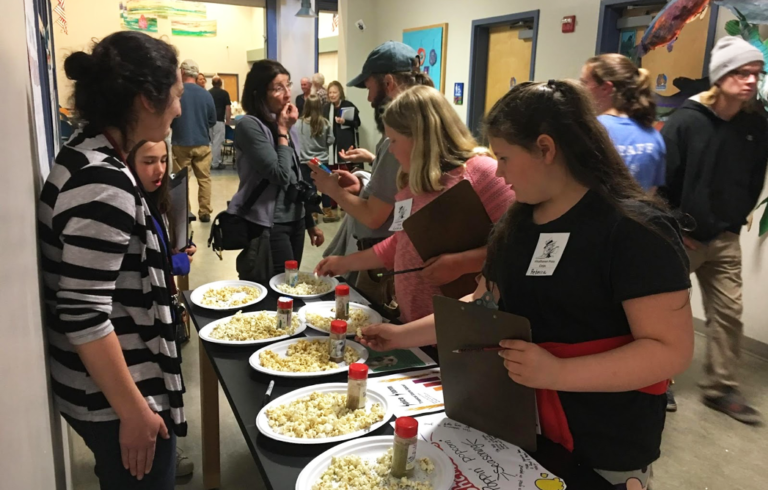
403 25 446 93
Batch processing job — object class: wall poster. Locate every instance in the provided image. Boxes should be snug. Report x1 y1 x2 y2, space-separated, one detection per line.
403 23 449 94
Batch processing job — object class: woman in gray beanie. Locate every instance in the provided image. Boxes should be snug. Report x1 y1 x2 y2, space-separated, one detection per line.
659 36 767 424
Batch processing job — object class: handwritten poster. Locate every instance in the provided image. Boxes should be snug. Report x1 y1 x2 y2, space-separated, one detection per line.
370 368 444 418
397 413 567 490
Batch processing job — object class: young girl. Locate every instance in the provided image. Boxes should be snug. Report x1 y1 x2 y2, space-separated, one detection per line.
296 95 336 221
359 80 694 489
127 141 196 276
581 54 665 193
315 85 514 324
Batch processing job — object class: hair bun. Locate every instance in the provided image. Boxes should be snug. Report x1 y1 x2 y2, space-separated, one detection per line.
64 51 95 81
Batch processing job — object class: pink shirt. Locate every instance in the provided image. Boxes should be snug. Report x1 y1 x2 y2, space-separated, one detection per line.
373 155 515 323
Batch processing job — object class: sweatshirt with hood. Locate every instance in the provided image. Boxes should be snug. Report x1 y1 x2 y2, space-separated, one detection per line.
660 96 768 241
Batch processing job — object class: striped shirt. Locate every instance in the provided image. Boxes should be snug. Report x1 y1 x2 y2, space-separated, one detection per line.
38 129 186 436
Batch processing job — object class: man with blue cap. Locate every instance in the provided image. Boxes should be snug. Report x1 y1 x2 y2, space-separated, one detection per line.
310 41 433 310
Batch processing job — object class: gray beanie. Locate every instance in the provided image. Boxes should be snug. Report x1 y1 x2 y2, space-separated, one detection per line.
709 36 764 85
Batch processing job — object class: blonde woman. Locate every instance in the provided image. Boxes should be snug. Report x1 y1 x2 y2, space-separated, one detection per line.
315 85 515 323
295 95 336 220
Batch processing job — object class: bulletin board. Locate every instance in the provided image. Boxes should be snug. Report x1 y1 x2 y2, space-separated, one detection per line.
403 23 449 93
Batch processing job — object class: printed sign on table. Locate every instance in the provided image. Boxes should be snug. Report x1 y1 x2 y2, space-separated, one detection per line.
370 368 444 417
397 412 567 490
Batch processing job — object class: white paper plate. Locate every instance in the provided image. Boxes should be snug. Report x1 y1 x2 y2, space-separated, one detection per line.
269 273 338 299
198 311 306 346
256 383 393 444
296 435 454 490
298 301 383 337
248 338 369 378
190 280 267 310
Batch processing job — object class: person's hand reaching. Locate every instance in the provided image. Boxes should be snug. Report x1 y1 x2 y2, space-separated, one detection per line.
339 146 375 164
308 226 324 247
334 170 362 194
314 256 349 277
356 323 404 351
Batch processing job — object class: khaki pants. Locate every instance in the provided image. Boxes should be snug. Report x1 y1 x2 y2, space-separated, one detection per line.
688 232 743 396
173 145 213 216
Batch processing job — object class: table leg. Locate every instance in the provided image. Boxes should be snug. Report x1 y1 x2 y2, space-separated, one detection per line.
200 343 221 489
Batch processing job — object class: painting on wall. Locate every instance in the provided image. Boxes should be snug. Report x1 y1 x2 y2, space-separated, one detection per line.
120 2 158 32
124 0 207 19
403 23 449 93
171 19 217 37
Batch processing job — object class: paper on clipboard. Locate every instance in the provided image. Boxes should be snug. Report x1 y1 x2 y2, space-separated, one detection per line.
340 107 355 122
169 167 189 251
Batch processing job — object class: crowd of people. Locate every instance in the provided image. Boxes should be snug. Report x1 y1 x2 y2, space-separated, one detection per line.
39 26 767 490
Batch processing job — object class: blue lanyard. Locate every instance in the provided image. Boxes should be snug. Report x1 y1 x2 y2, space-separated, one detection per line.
151 216 169 257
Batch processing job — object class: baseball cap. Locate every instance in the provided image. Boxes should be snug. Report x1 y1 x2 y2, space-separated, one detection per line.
347 41 418 88
180 59 200 78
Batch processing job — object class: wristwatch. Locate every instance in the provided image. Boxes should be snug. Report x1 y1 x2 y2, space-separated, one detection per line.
277 133 289 140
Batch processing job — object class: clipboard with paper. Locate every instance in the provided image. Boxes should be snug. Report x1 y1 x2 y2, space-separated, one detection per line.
169 167 190 251
433 295 537 452
402 179 493 298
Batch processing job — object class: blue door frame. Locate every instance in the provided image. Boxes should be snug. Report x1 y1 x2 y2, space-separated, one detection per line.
596 0 720 78
466 10 540 135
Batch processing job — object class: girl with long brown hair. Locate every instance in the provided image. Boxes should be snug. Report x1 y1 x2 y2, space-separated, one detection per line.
581 54 665 193
296 95 336 220
358 80 694 489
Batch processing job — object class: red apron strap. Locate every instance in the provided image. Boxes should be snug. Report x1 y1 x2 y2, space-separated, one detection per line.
535 335 669 452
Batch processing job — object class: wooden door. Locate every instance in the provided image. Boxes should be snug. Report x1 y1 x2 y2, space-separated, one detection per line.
484 25 533 115
217 73 239 103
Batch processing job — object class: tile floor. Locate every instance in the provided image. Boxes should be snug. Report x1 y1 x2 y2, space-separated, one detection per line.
68 167 767 490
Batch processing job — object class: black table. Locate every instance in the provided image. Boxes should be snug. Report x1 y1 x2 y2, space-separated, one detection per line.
183 288 612 490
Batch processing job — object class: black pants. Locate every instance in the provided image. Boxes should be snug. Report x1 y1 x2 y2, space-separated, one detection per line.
271 218 307 275
63 412 177 490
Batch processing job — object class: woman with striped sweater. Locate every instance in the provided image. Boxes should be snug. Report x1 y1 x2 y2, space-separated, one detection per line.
38 31 185 488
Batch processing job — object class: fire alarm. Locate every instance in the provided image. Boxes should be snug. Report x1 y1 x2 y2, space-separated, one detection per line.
562 15 576 33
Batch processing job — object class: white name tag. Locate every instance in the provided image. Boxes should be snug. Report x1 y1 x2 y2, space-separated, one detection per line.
389 198 413 232
526 233 570 276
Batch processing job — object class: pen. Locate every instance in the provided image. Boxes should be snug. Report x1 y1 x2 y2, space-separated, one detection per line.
376 267 425 277
452 346 508 354
261 380 275 408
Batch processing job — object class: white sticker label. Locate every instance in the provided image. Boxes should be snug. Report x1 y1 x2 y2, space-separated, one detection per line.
406 443 417 470
389 198 413 232
526 233 570 277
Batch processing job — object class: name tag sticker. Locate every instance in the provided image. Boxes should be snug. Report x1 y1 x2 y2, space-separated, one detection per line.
526 233 570 276
389 198 413 232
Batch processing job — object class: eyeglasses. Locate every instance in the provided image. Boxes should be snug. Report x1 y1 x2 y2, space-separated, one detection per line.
730 69 766 82
269 81 293 95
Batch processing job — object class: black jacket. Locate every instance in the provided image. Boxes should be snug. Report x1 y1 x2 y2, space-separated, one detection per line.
659 98 768 241
324 100 360 163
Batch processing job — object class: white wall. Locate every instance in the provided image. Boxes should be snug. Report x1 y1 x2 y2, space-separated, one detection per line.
342 0 768 344
53 0 264 107
0 0 65 488
276 0 317 84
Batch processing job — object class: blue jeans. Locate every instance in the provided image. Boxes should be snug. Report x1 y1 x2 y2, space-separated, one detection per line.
63 412 177 490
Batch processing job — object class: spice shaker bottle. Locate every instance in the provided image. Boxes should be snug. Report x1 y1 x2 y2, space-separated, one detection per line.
391 416 419 478
285 260 299 287
346 363 368 410
329 320 347 363
335 285 350 320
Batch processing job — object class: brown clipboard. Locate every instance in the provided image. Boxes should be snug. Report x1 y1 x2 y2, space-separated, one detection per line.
433 295 537 452
402 179 493 299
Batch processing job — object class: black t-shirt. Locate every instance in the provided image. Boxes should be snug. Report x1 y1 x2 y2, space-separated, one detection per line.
209 87 231 122
487 191 691 471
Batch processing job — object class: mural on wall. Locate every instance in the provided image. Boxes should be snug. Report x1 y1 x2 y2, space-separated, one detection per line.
171 19 217 37
53 0 67 35
716 0 768 23
402 23 449 94
636 0 710 59
124 0 207 19
120 3 158 33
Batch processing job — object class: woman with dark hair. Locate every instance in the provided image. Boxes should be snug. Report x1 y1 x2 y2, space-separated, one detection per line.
581 54 666 193
358 80 694 489
227 59 324 277
38 31 186 487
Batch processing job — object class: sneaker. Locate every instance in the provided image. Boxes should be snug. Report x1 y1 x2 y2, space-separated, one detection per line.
323 207 339 223
199 214 211 223
175 448 194 477
703 387 763 425
666 387 678 412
